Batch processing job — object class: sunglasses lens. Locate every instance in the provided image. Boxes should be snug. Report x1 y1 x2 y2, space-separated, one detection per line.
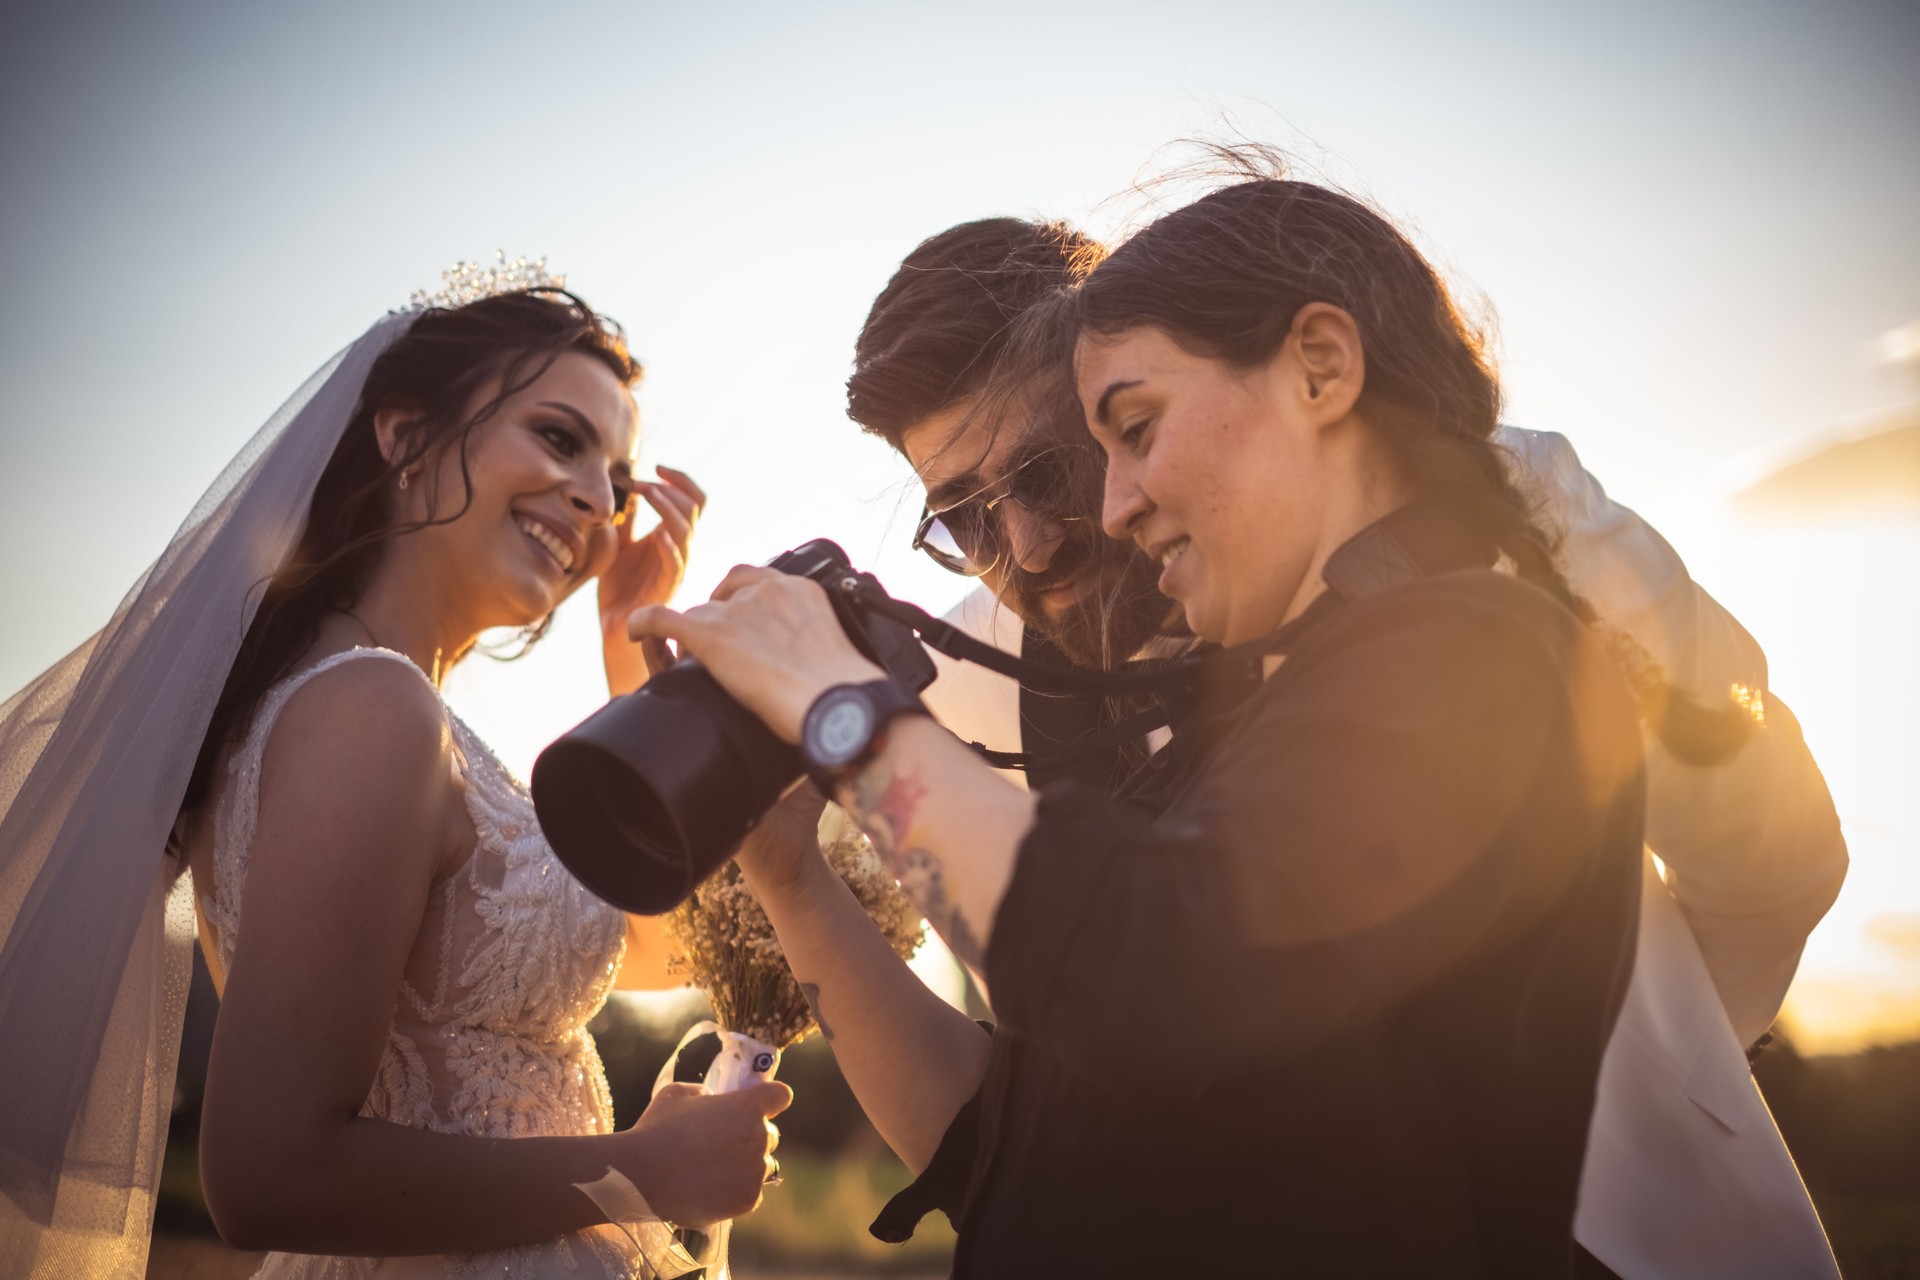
920 512 995 576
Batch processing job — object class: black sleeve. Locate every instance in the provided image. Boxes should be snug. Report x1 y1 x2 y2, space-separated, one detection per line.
868 1086 984 1243
984 574 1643 1095
868 1021 995 1244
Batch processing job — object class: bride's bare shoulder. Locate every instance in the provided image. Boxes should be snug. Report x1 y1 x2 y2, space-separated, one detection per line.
270 652 445 753
251 654 468 874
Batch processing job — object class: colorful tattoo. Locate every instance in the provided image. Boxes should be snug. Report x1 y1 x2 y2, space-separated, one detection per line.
849 752 986 968
849 759 928 857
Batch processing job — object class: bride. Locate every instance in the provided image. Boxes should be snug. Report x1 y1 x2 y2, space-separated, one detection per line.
0 269 788 1279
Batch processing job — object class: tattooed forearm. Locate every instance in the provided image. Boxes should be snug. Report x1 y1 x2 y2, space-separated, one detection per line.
844 740 989 969
799 982 834 1041
895 847 985 971
846 754 927 859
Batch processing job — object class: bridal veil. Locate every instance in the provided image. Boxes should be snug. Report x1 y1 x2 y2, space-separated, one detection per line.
0 312 414 1278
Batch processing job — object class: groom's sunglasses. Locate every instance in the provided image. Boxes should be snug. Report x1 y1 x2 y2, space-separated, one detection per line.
912 446 1082 577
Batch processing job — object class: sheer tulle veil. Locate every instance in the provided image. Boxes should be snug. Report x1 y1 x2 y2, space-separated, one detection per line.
0 310 415 1277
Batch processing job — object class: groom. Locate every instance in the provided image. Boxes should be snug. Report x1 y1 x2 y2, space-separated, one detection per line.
841 216 1847 1279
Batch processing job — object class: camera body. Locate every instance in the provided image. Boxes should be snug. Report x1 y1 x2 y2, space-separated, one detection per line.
530 539 937 914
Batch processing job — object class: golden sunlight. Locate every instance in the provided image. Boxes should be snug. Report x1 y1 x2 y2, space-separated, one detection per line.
1654 409 1920 1055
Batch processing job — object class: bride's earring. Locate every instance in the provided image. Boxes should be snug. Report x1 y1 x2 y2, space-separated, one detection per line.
398 469 411 491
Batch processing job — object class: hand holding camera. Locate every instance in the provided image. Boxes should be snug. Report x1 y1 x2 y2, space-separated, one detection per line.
627 564 888 745
531 539 939 915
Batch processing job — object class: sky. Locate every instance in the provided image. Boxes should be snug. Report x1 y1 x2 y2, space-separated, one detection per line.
1 0 1915 1051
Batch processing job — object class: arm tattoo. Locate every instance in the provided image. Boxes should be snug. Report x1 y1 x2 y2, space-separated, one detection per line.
847 757 985 969
848 759 927 858
895 847 985 972
799 981 834 1041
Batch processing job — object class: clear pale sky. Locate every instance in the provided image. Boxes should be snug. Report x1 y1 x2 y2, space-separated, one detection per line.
2 0 1915 1050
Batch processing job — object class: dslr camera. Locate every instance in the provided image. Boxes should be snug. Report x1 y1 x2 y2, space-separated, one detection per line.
530 539 936 914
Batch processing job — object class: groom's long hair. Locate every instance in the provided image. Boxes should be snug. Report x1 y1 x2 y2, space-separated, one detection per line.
847 219 1179 670
848 217 1101 450
183 290 640 810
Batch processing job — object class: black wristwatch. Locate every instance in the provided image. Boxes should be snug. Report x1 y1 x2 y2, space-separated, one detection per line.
800 680 931 794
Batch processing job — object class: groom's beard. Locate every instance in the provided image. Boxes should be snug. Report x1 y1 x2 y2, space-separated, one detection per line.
1007 526 1181 670
989 412 1182 670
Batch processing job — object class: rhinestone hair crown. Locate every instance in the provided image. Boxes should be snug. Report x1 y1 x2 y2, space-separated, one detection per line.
408 250 568 311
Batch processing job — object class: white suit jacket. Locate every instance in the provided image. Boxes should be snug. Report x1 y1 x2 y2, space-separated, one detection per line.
921 427 1847 1279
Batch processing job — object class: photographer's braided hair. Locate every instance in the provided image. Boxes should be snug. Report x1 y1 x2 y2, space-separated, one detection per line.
1067 152 1752 764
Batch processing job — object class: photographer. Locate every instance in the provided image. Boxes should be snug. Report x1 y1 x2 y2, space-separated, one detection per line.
835 212 1846 1278
631 176 1658 1276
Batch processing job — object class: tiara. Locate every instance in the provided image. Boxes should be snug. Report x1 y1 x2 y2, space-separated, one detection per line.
408 250 568 310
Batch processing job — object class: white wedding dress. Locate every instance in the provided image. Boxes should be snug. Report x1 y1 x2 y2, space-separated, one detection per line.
198 647 645 1279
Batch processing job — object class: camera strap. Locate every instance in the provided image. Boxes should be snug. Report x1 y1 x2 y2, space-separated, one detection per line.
840 577 1307 775
964 703 1174 774
843 580 1224 696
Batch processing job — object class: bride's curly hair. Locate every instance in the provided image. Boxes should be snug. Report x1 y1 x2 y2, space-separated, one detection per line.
183 289 641 810
1025 145 1753 764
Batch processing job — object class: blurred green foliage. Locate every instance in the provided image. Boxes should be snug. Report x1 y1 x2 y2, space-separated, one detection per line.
731 1151 956 1276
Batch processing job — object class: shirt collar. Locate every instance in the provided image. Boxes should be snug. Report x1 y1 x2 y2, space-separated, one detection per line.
1320 498 1499 603
1122 498 1499 808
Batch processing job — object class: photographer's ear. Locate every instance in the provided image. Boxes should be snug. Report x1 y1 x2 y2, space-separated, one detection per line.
1288 303 1366 430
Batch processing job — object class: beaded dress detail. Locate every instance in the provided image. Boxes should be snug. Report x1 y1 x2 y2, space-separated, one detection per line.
200 649 639 1279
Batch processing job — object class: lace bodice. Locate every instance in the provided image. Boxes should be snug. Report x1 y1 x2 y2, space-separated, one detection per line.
200 648 640 1279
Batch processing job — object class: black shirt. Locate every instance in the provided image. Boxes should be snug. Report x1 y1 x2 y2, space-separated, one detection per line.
876 513 1646 1278
1015 624 1139 793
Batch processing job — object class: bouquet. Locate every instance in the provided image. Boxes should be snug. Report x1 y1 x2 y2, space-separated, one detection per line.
666 807 924 1048
641 808 923 1278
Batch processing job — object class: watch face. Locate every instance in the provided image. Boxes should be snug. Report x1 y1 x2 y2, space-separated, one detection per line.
812 692 874 766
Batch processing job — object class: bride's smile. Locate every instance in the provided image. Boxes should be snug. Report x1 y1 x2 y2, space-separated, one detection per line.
514 510 580 575
377 348 640 638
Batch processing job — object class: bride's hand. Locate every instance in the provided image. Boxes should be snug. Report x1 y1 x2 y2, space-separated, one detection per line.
617 1079 791 1228
599 467 706 697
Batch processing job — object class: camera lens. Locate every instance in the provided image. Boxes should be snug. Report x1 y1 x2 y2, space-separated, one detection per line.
531 740 693 911
532 539 937 914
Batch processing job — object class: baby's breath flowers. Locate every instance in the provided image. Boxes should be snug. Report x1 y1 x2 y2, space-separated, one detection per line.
664 809 923 1049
